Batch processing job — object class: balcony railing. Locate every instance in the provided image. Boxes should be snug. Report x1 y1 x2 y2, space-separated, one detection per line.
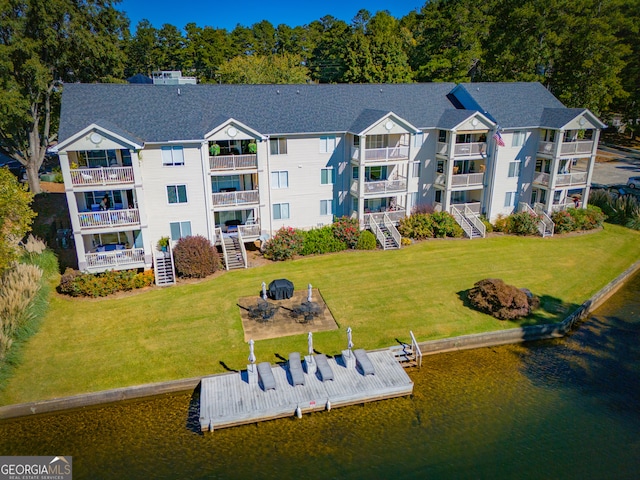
350 177 407 196
437 142 448 155
533 171 588 187
363 209 406 226
450 202 481 214
78 208 140 229
209 154 257 171
211 189 259 207
85 248 146 269
238 223 261 238
453 142 486 157
537 140 594 156
451 172 484 187
363 146 409 162
70 167 134 186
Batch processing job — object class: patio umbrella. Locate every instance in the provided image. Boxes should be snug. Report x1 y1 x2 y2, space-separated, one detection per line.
308 332 313 356
347 327 354 351
248 339 256 366
261 282 267 301
307 283 313 302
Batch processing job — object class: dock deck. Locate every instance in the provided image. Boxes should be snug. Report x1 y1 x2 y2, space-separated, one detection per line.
199 349 413 431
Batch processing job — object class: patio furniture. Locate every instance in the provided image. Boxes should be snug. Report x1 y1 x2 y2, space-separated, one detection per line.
268 279 294 300
353 349 375 376
314 354 334 382
288 352 305 386
257 362 276 391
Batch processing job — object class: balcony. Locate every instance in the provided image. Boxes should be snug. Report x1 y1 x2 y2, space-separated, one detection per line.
537 140 594 156
533 171 588 187
70 167 134 187
437 142 486 157
84 247 145 270
363 209 406 226
211 189 259 207
78 208 140 230
209 154 257 172
451 172 484 188
350 177 407 196
352 146 410 162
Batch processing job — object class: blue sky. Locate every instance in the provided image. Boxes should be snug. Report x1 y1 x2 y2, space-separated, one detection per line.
118 0 425 32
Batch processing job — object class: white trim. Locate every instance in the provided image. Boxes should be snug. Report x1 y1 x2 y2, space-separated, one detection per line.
55 123 143 152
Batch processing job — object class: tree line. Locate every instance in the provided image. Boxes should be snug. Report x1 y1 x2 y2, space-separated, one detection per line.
1 0 638 193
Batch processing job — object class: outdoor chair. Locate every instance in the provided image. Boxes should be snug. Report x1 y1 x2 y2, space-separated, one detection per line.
288 352 305 386
314 354 334 382
353 349 375 376
257 362 276 391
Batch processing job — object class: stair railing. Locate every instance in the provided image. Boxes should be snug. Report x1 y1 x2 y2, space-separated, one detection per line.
216 227 230 271
383 213 402 248
236 227 248 268
451 205 473 238
409 330 422 368
533 204 555 237
369 216 387 249
463 205 486 238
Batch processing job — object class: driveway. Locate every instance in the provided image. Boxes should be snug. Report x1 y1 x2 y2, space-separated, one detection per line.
592 146 640 185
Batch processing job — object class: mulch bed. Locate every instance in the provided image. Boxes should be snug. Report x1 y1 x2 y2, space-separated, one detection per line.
238 288 339 341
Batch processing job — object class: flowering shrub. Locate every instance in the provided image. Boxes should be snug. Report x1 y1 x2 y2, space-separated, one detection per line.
301 226 347 255
552 206 605 233
356 230 377 250
58 268 154 297
399 212 462 239
551 210 575 234
431 211 464 238
263 227 304 261
331 216 360 249
494 212 540 235
173 235 219 278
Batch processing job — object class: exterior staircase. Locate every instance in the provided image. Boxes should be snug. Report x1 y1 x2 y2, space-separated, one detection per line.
451 205 486 239
154 247 176 286
367 213 401 250
379 223 401 249
519 202 555 237
221 234 247 270
390 331 423 368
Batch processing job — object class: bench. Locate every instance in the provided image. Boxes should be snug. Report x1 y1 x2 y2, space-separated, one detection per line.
288 352 305 386
315 354 334 382
257 362 276 391
353 349 375 376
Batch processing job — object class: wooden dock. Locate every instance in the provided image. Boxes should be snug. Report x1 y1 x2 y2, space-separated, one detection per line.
199 349 414 432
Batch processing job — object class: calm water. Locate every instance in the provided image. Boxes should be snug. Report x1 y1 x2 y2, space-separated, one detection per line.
1 273 639 479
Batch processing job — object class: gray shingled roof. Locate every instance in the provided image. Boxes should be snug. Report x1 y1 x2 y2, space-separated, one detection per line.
348 109 394 135
454 82 566 129
58 83 458 144
539 108 589 129
436 109 484 130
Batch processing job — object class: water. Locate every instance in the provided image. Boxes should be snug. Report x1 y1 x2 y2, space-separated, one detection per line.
2 273 639 479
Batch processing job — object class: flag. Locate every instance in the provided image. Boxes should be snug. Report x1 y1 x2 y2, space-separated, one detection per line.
493 129 505 147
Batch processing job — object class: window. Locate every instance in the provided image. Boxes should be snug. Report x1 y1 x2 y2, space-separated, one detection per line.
271 171 289 189
167 185 187 204
273 203 290 220
269 138 287 155
413 132 424 147
512 131 526 147
353 136 360 147
170 221 191 241
162 146 184 166
84 191 122 209
435 190 442 203
409 192 418 208
121 150 132 167
366 135 386 149
320 199 333 216
508 160 521 178
411 161 421 178
320 135 337 153
352 166 359 179
504 192 517 207
78 150 118 167
321 168 335 185
438 130 447 143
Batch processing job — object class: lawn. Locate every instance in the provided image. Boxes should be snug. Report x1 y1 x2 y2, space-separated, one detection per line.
1 224 639 405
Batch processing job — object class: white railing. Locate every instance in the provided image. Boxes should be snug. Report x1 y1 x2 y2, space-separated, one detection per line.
368 216 387 249
533 204 555 237
211 189 259 206
464 205 486 238
533 171 551 185
451 205 473 238
538 141 555 154
452 202 481 214
409 330 422 368
351 146 360 160
215 227 229 270
363 209 406 226
384 213 401 248
453 142 486 157
363 145 410 162
238 223 261 238
78 208 140 229
70 167 134 186
436 142 448 155
209 154 257 171
560 140 593 155
236 227 248 269
451 172 484 187
352 177 407 195
434 173 446 185
550 202 579 212
85 248 145 269
556 171 588 186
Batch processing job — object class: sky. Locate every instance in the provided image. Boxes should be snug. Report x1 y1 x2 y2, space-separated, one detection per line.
117 0 426 32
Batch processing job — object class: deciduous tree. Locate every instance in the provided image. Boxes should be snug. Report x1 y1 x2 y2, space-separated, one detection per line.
0 168 36 272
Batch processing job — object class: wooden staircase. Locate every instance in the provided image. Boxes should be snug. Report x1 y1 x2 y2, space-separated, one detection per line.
222 235 246 270
154 248 176 286
379 224 400 249
390 331 423 368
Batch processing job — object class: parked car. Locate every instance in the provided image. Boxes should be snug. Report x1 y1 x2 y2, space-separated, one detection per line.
627 176 640 189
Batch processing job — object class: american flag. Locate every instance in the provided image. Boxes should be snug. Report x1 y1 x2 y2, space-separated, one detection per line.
493 129 505 147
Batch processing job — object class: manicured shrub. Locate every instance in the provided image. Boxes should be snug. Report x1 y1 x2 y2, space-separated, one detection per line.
570 206 605 230
331 216 361 249
398 213 434 239
263 227 304 261
356 230 377 250
430 211 464 238
507 211 540 236
58 268 154 297
58 268 82 295
480 216 493 233
173 235 219 278
493 214 508 232
551 210 576 234
301 226 347 255
467 278 539 320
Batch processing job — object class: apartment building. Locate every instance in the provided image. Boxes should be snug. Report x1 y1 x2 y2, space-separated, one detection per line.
54 82 604 276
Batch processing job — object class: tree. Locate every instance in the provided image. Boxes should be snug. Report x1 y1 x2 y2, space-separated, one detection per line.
0 168 36 273
307 16 350 83
218 53 309 84
183 23 232 82
0 0 128 194
125 20 159 78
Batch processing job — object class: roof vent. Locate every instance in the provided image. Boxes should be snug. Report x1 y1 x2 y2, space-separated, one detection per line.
296 89 300 94
276 89 280 94
177 88 181 96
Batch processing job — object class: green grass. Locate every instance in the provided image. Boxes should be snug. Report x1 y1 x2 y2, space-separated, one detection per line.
1 225 639 405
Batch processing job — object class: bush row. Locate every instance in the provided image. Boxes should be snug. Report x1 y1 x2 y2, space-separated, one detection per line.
588 190 640 230
263 217 376 261
494 206 605 235
58 268 155 297
398 211 464 239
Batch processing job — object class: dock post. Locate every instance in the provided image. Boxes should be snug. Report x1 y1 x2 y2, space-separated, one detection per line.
304 355 317 374
341 350 356 369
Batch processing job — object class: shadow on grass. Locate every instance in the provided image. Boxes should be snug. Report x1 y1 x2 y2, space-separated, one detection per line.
457 289 581 327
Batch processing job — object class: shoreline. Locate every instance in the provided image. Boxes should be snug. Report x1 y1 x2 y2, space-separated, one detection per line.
1 259 639 421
